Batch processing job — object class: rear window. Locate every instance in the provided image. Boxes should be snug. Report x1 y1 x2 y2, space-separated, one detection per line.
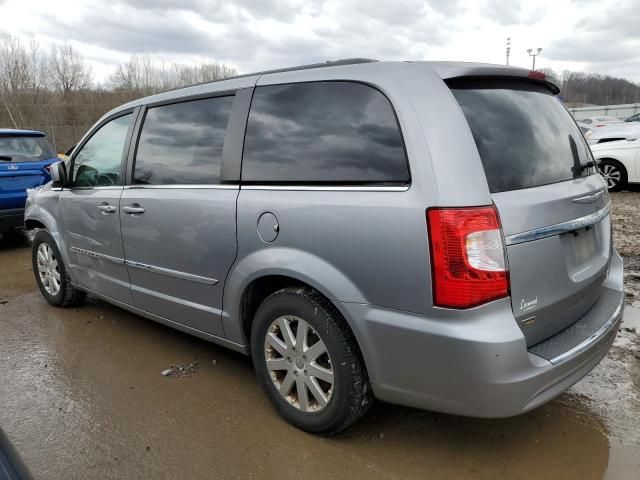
449 80 595 193
134 95 234 185
0 135 55 162
242 81 409 184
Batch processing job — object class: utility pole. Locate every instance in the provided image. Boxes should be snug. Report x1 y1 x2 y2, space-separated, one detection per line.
505 37 511 65
527 48 542 70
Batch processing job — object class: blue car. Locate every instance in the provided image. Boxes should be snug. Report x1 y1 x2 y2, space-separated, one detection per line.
0 129 58 233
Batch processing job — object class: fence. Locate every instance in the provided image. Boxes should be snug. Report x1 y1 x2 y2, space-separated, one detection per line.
568 103 640 120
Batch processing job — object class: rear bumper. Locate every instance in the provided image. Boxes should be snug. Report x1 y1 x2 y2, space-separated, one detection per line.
0 208 25 230
338 250 624 418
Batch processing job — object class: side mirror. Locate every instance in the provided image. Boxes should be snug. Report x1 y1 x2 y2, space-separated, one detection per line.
49 161 68 187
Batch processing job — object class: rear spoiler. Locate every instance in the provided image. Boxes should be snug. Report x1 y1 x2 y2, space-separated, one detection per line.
417 62 560 95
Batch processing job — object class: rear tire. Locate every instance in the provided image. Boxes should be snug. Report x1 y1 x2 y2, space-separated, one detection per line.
251 287 372 435
599 159 627 191
32 230 85 307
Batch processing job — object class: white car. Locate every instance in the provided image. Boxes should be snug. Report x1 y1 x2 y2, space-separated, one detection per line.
585 122 640 145
579 116 624 127
591 138 640 191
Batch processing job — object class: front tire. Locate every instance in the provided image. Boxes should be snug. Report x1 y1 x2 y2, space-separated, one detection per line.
599 159 627 191
251 287 372 435
32 230 85 307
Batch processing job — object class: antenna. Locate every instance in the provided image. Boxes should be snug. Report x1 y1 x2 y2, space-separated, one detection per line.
505 37 511 66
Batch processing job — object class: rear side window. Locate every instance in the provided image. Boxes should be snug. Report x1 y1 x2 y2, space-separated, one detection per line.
0 135 55 162
449 80 595 193
242 81 409 184
134 95 234 185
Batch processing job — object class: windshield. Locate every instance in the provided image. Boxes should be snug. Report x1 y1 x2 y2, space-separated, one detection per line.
449 79 595 193
0 135 55 162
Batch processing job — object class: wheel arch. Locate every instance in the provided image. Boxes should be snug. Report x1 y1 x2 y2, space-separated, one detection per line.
222 248 368 351
24 210 72 269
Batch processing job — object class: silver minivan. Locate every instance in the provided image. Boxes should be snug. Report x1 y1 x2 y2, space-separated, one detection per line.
25 60 624 434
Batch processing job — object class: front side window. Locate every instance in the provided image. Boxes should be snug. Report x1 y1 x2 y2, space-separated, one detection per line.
133 95 234 185
72 114 132 187
242 81 409 184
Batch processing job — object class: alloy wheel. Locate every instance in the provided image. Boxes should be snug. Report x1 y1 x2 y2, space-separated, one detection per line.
36 243 61 296
601 163 622 189
263 315 334 412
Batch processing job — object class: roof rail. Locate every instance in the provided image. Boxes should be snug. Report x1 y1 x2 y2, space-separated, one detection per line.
171 58 379 92
255 58 379 76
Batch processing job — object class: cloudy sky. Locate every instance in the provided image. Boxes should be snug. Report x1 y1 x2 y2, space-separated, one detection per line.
1 0 639 82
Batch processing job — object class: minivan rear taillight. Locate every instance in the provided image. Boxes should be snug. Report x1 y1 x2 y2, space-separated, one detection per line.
427 206 509 309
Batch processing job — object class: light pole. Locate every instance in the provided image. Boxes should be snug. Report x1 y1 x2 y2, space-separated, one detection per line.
527 48 542 70
505 37 511 65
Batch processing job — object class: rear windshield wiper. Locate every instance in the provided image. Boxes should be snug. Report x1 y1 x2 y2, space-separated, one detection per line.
573 160 599 174
569 135 598 176
0 155 12 161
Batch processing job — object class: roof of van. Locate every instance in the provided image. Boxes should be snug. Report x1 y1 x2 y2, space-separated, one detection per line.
108 59 560 116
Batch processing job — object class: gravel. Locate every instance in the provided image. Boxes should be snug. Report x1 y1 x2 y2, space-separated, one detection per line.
610 190 640 308
160 361 200 378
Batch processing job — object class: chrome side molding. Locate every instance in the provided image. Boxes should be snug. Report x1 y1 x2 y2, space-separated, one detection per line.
70 247 125 265
505 204 610 246
126 261 218 285
70 248 218 285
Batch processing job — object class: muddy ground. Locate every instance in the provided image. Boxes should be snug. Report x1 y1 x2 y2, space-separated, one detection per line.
611 189 640 308
0 195 639 479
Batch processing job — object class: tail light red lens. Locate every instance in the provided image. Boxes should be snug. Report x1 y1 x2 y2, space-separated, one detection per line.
427 206 509 309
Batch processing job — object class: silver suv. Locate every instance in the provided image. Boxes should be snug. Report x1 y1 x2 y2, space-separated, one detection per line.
25 60 624 434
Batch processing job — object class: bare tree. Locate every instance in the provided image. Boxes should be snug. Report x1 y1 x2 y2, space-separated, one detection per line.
0 31 32 92
49 43 93 95
109 54 237 94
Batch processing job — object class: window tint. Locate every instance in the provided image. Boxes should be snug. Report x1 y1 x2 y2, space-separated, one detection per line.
242 81 409 184
73 114 132 187
134 95 234 185
449 80 595 193
0 135 55 162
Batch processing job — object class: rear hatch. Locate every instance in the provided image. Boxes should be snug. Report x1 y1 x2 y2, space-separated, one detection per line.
0 133 55 210
449 78 610 346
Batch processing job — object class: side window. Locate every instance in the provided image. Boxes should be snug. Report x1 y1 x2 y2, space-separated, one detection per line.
72 113 132 187
133 95 234 185
242 81 409 184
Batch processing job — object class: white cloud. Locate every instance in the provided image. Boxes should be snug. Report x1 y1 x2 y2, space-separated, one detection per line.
0 0 639 82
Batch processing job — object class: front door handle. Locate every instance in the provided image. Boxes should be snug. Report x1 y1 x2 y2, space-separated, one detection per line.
97 203 116 214
122 205 145 215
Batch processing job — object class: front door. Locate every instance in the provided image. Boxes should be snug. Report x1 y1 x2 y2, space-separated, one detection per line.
119 95 238 337
62 111 135 303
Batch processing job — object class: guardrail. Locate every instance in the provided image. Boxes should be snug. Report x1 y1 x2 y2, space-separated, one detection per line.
569 103 640 120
